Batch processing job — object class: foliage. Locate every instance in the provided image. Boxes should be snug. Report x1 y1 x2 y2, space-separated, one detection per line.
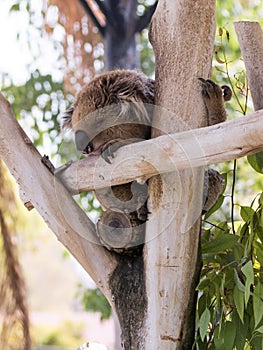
1 70 73 160
81 287 111 321
32 320 84 348
195 26 263 350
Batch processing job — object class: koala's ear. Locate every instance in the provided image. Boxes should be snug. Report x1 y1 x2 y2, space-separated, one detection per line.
61 105 74 129
75 130 90 152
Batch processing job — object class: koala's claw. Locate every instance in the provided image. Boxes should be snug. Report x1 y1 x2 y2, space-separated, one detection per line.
100 140 122 164
101 146 114 164
199 78 232 102
199 78 222 99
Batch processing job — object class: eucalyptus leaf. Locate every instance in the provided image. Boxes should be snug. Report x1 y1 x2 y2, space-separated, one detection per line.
223 321 236 350
241 260 254 306
253 284 263 327
202 233 239 254
199 307 210 341
234 285 244 322
248 152 263 174
240 206 255 223
255 325 263 334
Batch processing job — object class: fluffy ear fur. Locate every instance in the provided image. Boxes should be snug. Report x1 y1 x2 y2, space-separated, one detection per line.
61 105 74 129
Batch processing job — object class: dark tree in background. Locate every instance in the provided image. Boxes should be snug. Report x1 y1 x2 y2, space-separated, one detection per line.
78 0 157 70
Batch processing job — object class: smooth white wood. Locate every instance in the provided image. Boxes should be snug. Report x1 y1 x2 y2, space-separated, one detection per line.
144 1 216 348
58 110 263 194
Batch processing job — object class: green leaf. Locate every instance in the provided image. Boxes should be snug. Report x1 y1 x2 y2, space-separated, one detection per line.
196 278 211 291
198 293 206 318
234 269 245 292
256 245 263 265
202 233 239 254
248 152 263 173
9 3 20 12
199 307 210 341
259 192 263 207
256 225 263 243
204 194 225 219
240 206 255 223
255 325 263 334
214 326 224 349
233 310 249 350
223 321 236 350
253 284 263 327
234 285 244 322
241 260 254 306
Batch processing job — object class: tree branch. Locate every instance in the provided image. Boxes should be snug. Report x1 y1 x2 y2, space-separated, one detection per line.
57 109 263 194
78 0 105 37
135 2 158 33
0 93 118 301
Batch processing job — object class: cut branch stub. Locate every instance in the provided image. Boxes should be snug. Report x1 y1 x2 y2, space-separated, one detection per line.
235 21 263 111
97 209 145 254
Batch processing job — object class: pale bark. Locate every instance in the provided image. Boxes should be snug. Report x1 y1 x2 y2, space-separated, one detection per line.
0 93 118 302
235 21 263 111
144 1 216 349
57 109 263 194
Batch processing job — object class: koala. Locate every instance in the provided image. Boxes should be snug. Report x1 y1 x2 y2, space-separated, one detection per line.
62 70 231 253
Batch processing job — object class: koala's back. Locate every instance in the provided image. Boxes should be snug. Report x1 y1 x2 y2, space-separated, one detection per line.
65 70 155 130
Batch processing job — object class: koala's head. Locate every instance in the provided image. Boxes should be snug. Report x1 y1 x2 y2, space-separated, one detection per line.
62 70 154 154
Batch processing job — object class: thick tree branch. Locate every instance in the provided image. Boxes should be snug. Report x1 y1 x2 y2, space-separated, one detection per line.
235 21 263 111
78 0 105 36
135 2 158 33
57 109 263 194
0 93 118 301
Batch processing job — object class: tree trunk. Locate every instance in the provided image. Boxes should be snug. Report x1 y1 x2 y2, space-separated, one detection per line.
143 1 216 349
104 0 139 70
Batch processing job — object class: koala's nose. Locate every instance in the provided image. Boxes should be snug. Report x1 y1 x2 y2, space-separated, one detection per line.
75 130 90 152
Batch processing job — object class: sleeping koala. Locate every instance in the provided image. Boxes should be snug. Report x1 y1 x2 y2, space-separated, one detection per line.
62 70 231 253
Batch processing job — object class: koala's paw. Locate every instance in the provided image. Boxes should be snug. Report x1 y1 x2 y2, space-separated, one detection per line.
202 169 224 215
198 78 230 126
199 78 223 101
100 139 123 164
221 85 232 101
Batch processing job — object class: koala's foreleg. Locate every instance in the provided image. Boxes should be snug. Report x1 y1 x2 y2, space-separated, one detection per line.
199 78 232 126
